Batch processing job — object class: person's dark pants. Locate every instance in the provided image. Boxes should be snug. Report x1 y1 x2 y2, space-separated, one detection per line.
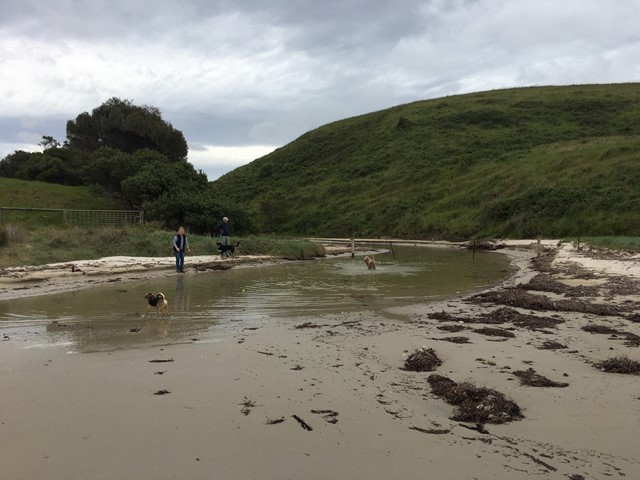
175 251 185 271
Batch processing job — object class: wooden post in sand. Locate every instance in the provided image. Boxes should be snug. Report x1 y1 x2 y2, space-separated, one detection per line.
351 232 355 258
537 236 541 257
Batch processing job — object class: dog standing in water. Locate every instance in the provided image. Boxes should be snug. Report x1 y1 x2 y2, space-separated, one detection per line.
363 255 376 270
144 292 170 318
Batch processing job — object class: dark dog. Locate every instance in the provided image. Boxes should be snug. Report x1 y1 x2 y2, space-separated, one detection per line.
144 292 170 318
363 255 376 270
217 241 240 258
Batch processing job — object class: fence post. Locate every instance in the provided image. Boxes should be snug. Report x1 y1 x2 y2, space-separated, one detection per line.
0 207 3 225
140 210 144 224
63 209 67 226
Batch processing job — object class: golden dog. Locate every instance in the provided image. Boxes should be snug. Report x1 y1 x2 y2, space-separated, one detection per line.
144 292 170 318
363 255 376 270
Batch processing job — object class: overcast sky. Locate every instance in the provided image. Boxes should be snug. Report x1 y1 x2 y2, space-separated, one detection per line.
1 0 639 180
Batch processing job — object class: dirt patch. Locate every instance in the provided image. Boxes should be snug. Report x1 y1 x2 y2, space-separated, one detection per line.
193 262 233 272
513 368 569 387
594 355 640 375
403 347 443 372
427 374 523 424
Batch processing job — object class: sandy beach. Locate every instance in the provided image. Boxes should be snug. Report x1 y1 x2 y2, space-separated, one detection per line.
1 241 639 479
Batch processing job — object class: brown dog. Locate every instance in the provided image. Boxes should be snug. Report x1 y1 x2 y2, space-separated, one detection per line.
144 292 170 317
363 255 376 270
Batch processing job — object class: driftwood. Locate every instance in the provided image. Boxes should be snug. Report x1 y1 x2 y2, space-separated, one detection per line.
292 415 313 431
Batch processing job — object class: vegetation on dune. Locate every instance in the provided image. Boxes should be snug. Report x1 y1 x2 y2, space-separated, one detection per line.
3 84 640 242
211 83 640 239
0 223 325 269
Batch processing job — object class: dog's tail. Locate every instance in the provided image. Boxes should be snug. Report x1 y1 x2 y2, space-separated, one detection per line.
235 241 240 246
157 293 165 299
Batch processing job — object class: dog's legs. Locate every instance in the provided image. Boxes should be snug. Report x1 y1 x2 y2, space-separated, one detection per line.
144 305 152 317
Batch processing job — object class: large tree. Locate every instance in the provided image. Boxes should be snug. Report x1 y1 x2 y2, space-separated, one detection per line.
66 97 188 162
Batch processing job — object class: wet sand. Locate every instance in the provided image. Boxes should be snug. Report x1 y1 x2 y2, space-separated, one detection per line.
1 241 639 479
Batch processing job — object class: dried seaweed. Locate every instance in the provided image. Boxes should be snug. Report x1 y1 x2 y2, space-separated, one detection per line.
410 426 451 434
519 274 599 297
604 277 640 295
472 327 515 338
471 288 621 316
427 311 461 322
537 340 568 350
404 347 443 372
594 355 640 375
513 368 569 387
582 324 620 334
427 374 523 424
435 336 471 344
437 324 467 332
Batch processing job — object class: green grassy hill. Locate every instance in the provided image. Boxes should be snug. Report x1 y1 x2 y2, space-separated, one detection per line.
0 178 127 225
211 83 640 239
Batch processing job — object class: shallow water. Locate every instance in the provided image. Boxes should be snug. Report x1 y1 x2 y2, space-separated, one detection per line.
0 246 511 352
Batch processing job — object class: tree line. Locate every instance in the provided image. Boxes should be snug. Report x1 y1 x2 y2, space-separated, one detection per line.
0 98 255 235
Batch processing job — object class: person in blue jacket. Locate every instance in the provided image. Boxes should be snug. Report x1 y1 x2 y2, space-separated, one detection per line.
215 216 232 257
172 226 190 272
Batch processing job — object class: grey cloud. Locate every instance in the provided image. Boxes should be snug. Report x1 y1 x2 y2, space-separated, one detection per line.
1 0 639 178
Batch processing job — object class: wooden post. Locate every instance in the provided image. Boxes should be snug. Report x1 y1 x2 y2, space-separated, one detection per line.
537 236 541 257
63 209 67 226
351 232 355 258
0 207 3 225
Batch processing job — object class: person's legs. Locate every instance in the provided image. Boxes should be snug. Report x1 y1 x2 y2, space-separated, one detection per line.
220 235 230 257
176 251 185 271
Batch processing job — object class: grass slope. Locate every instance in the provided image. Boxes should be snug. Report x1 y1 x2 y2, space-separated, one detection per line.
211 83 640 239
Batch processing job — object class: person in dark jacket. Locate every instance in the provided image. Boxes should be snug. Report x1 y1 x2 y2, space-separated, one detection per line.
172 226 190 272
215 216 232 257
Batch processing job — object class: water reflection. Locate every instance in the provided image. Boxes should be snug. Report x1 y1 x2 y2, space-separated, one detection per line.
0 246 511 352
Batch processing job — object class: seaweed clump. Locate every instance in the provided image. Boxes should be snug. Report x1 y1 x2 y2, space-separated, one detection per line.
594 355 640 375
513 368 569 388
403 347 443 372
427 374 523 424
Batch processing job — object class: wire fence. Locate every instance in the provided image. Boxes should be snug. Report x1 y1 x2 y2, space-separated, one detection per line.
0 207 144 227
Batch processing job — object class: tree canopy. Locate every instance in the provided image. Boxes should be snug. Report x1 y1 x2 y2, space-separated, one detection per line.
66 98 188 162
0 98 258 234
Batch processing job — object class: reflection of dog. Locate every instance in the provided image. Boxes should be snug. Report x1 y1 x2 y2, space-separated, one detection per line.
363 256 376 270
144 293 170 317
217 241 240 258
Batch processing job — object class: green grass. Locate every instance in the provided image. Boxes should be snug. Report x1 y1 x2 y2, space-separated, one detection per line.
0 224 325 269
0 178 124 209
0 178 128 227
211 83 640 240
577 236 640 252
